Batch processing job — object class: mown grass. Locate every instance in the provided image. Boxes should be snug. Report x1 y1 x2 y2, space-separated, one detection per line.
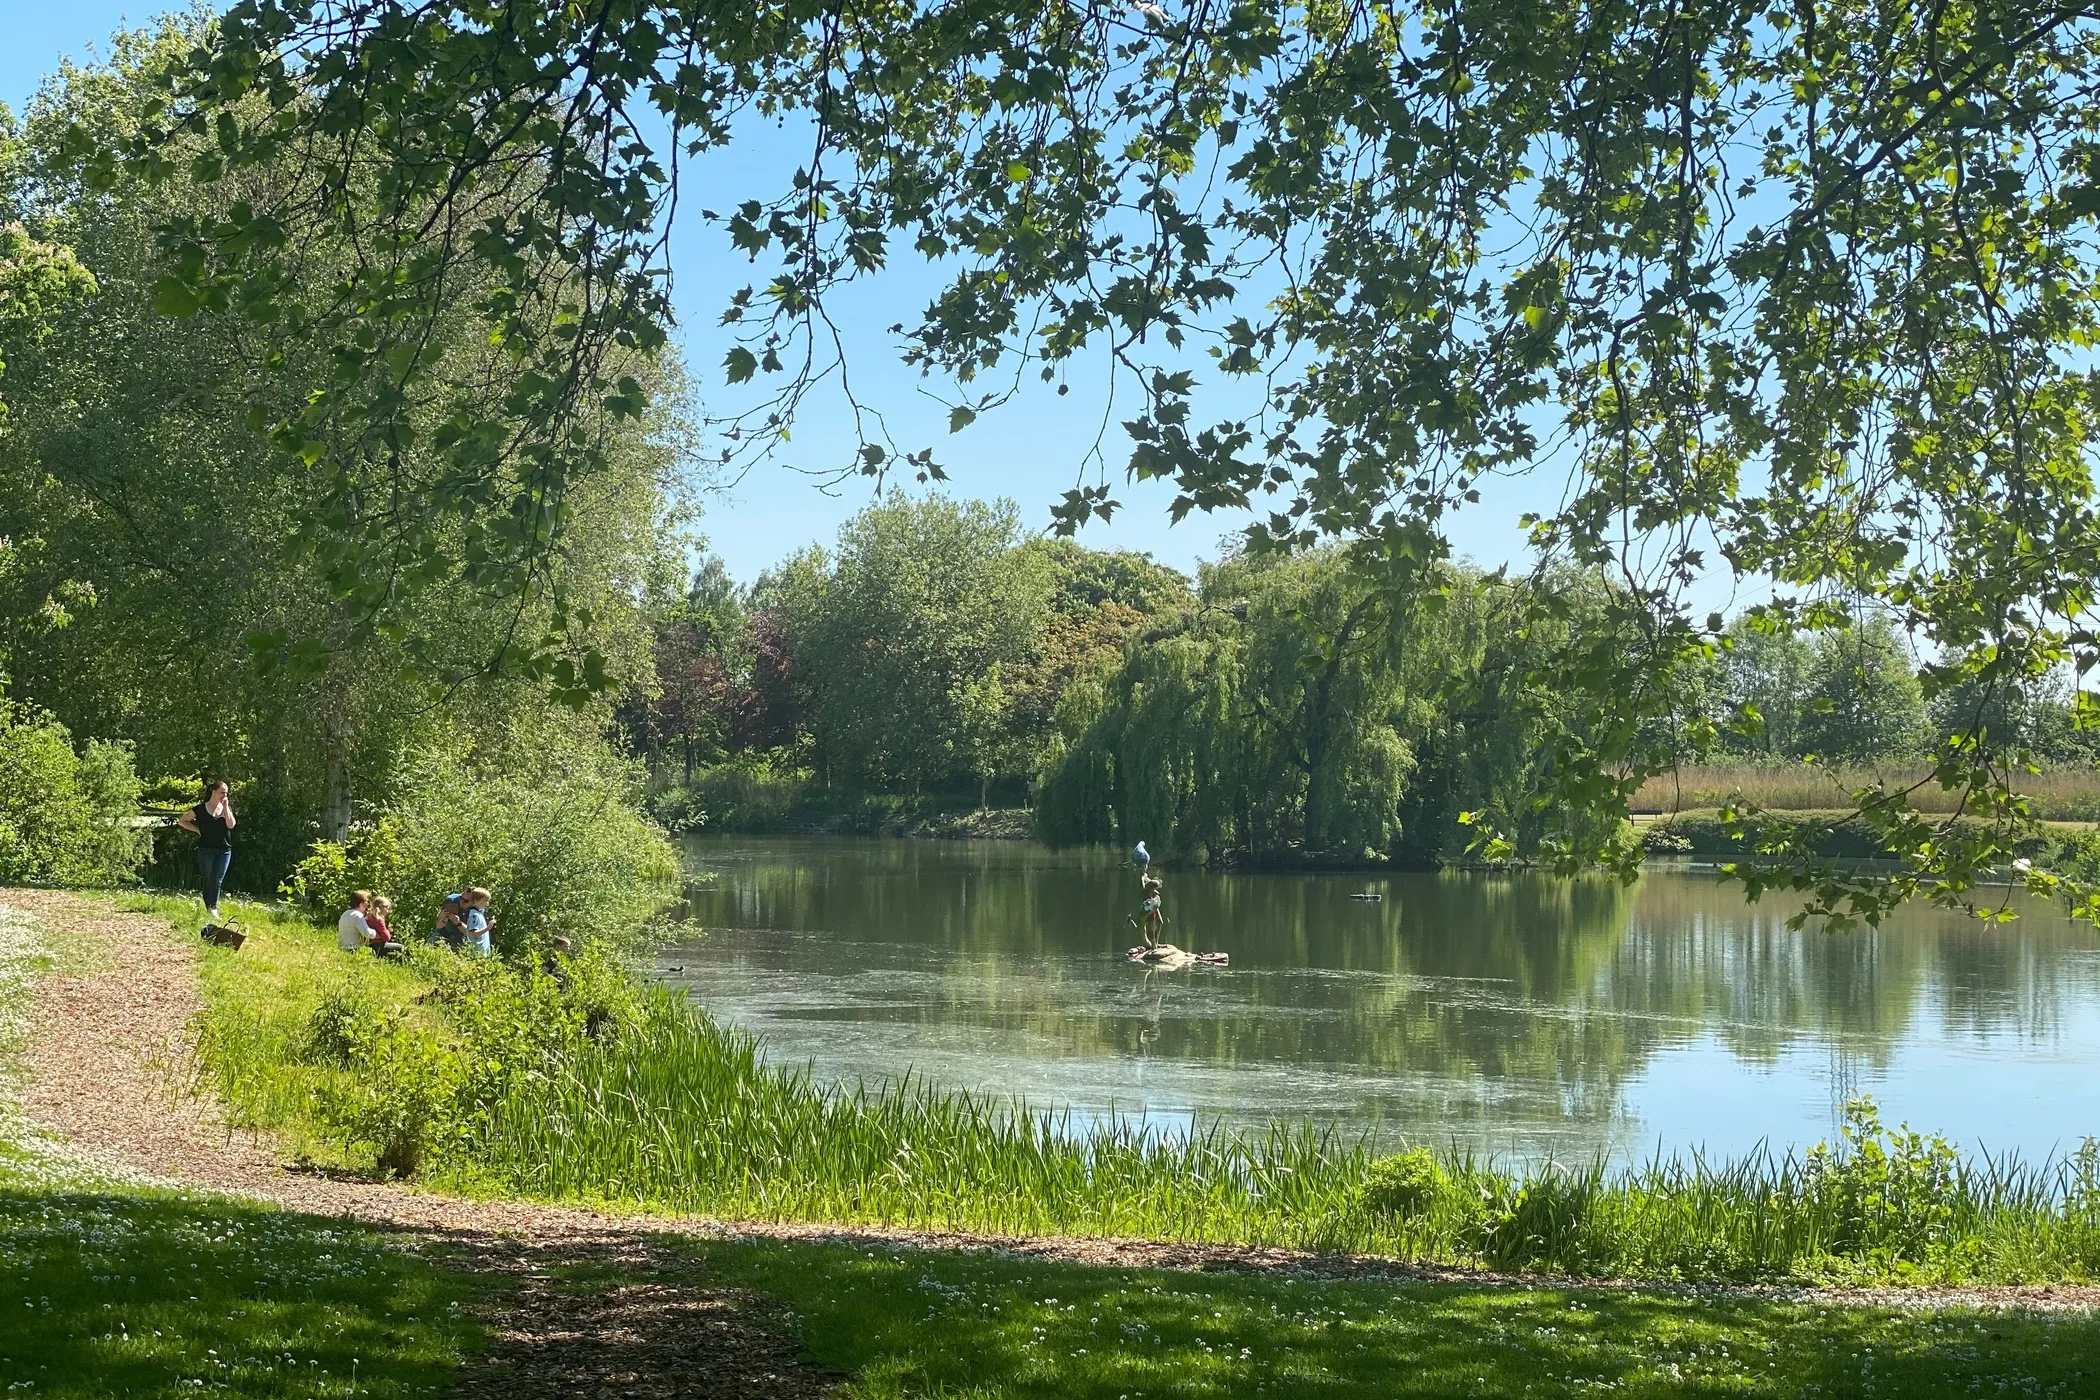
163 896 2100 1288
1632 761 2100 821
0 1179 487 1399
690 1235 2100 1399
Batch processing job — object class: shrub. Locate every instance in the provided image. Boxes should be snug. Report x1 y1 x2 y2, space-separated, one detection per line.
0 698 148 886
1359 1148 1445 1218
1803 1099 1965 1267
301 981 398 1068
319 1031 463 1180
284 726 680 957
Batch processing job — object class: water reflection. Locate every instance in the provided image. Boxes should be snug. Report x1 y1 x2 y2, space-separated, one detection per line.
660 837 2100 1161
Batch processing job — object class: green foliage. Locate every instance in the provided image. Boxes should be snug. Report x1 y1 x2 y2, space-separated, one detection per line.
1802 1101 1967 1275
0 220 95 427
1359 1148 1445 1219
0 697 146 886
133 0 2100 927
2 37 682 896
282 718 679 957
299 979 397 1069
770 495 1053 794
1037 553 1632 865
1794 620 1929 764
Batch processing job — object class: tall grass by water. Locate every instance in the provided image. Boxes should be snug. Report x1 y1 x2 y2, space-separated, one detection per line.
469 993 2100 1283
1632 762 2100 821
170 897 2100 1285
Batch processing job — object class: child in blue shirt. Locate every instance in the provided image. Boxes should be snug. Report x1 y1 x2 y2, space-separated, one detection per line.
462 886 495 958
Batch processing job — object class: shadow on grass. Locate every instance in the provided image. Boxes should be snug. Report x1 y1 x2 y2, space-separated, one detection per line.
0 1180 483 1398
0 1177 840 1399
694 1236 2100 1399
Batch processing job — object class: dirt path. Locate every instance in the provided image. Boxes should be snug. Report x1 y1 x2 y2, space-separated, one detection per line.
6 886 2096 1342
6 888 833 1398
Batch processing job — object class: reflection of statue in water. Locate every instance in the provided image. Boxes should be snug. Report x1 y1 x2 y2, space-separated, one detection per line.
1136 971 1165 1052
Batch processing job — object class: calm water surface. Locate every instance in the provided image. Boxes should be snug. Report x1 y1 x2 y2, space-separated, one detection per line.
658 837 2100 1162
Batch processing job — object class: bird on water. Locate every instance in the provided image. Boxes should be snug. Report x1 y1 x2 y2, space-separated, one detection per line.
1133 839 1150 869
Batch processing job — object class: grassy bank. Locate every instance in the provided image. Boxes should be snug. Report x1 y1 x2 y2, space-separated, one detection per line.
168 897 2100 1287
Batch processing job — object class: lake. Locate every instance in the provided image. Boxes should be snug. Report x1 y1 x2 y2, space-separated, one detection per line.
658 836 2100 1164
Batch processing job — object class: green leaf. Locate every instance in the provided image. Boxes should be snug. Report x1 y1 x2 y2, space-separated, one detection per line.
152 276 202 318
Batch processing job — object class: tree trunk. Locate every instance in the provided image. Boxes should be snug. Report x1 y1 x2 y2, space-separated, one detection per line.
321 743 352 846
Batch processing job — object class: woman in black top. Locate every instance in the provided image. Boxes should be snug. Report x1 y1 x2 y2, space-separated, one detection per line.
175 780 237 919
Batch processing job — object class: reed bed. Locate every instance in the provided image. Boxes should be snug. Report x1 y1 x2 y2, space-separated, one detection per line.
452 985 2100 1284
1632 762 2100 821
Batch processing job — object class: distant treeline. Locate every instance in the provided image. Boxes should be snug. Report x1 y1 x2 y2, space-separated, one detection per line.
626 496 2096 864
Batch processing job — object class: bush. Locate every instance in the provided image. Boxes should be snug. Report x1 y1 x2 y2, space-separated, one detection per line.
301 981 398 1068
0 698 148 886
1359 1148 1445 1218
284 725 680 957
1803 1099 1965 1267
319 1030 463 1180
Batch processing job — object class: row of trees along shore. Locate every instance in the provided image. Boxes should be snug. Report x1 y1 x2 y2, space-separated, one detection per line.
623 494 2100 868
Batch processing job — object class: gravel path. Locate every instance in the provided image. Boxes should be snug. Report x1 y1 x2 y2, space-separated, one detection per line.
6 885 2095 1344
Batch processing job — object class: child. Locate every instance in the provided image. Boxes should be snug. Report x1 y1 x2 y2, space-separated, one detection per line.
432 893 467 953
367 895 403 958
462 886 495 958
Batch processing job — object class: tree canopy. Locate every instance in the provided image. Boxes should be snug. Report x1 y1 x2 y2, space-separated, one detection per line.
53 0 2100 923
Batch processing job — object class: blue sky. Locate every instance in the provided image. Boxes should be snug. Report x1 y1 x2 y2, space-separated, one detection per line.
0 3 1599 592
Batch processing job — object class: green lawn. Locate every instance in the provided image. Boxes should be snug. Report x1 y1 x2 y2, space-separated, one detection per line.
695 1236 2100 1399
0 1175 488 1399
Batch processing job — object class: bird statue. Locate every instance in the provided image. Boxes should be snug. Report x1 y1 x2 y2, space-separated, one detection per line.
1133 839 1150 869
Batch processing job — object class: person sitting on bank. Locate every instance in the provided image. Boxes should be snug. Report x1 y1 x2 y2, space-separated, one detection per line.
366 895 404 958
336 890 376 953
462 886 495 958
432 893 467 953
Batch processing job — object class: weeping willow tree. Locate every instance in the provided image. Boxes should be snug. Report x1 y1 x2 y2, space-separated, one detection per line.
1039 552 1661 865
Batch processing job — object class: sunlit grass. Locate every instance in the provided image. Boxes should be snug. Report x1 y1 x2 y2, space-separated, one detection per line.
695 1235 2100 1399
0 1179 487 1399
1632 761 2100 821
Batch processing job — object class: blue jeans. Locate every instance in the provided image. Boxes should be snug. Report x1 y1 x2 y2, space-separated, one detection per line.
198 849 232 910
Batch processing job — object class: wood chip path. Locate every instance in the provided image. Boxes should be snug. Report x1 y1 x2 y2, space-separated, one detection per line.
5 887 2093 1398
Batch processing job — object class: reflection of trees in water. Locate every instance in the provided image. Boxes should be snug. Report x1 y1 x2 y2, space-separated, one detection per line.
1614 878 2100 1073
679 840 2100 1125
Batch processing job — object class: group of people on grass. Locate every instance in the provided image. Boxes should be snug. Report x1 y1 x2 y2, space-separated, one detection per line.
337 887 495 959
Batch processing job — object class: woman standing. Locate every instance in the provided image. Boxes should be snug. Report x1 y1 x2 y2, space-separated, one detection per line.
175 780 236 921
